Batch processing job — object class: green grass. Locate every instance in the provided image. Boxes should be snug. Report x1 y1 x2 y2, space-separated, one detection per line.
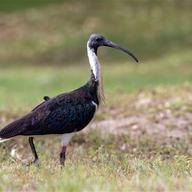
0 0 191 65
0 131 192 191
0 0 66 12
0 49 192 108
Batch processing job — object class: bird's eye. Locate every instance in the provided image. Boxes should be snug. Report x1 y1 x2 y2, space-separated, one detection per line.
95 37 102 42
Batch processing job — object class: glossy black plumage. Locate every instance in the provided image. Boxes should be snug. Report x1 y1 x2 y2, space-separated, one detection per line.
0 74 98 139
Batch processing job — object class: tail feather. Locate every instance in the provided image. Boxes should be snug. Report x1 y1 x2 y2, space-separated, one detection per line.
0 116 27 140
0 105 47 139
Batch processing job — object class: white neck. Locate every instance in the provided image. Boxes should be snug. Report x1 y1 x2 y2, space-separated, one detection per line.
87 43 101 81
87 43 105 103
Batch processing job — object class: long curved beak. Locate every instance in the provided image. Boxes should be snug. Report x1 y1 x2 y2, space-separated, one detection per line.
103 39 139 63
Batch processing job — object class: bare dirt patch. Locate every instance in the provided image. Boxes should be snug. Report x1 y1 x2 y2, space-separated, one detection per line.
90 84 192 145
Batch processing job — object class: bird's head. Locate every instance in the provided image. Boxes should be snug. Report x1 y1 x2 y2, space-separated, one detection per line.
88 33 139 62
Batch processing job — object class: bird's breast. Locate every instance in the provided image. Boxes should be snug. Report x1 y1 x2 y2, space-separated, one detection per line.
44 100 97 134
65 101 97 132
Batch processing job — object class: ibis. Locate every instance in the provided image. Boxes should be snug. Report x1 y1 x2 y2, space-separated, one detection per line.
0 34 138 165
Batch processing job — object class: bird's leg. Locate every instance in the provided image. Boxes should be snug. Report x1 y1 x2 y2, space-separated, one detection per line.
60 146 67 166
28 137 39 165
60 133 74 166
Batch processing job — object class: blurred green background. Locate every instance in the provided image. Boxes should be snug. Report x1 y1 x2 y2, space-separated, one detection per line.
0 0 191 107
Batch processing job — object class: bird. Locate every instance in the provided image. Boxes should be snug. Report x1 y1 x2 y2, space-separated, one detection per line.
0 34 138 165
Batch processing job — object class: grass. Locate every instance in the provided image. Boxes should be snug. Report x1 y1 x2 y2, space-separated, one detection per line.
0 49 192 108
0 0 65 12
0 130 192 191
0 0 191 65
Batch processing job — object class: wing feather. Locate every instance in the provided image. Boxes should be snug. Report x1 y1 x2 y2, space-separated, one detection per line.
0 103 50 139
0 85 97 138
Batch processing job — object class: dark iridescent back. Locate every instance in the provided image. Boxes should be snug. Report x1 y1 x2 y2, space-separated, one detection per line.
0 76 99 138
